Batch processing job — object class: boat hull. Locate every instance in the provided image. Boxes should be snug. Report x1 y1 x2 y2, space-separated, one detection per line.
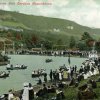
31 73 45 78
0 73 9 78
45 59 52 63
6 66 27 70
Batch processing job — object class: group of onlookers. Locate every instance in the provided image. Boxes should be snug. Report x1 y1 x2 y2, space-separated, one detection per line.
1 58 100 100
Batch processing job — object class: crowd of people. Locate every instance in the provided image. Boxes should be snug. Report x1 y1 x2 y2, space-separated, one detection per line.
22 50 89 58
1 57 100 100
36 58 100 99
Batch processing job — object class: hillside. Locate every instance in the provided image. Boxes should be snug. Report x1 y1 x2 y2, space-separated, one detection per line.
0 10 100 39
0 10 100 50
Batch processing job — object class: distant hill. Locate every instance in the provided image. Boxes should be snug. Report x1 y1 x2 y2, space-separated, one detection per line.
0 10 100 40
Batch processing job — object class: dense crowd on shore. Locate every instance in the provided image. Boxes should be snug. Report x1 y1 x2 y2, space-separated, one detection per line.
16 50 89 58
0 58 100 100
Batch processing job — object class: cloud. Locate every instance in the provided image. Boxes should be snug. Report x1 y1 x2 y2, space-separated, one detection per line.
66 7 100 28
0 0 100 28
52 0 69 7
0 4 10 11
82 0 99 8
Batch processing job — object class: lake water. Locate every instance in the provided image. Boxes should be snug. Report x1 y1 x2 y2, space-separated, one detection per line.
0 55 86 95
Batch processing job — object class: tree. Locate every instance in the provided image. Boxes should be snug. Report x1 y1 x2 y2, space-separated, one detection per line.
16 33 22 40
86 39 94 47
96 42 100 52
57 39 63 45
81 32 92 40
78 32 94 51
25 39 33 49
43 40 52 50
69 36 76 48
31 35 38 45
6 32 12 38
77 41 87 50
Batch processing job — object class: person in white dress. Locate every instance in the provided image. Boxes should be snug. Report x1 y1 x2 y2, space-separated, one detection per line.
8 89 14 100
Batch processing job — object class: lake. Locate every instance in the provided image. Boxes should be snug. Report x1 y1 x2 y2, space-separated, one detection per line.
0 55 86 95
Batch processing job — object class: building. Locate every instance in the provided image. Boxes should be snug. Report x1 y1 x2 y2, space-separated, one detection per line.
31 48 42 51
0 37 15 54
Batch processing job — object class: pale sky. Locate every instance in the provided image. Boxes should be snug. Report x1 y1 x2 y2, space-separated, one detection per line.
0 0 100 28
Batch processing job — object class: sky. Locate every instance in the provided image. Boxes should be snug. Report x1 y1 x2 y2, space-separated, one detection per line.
0 0 100 28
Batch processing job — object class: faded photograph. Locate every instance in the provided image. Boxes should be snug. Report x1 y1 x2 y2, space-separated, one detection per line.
0 0 100 100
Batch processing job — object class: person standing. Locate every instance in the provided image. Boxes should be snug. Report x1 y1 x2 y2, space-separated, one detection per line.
29 83 34 100
75 65 77 73
44 73 47 83
13 93 20 100
8 89 14 100
59 71 62 81
71 69 74 78
22 82 34 100
98 64 100 74
50 69 53 82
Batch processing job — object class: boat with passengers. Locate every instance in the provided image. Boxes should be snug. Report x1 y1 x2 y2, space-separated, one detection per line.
6 64 27 70
31 69 46 78
0 71 10 78
45 59 53 63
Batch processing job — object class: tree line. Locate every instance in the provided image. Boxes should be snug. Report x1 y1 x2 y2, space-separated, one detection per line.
0 29 100 52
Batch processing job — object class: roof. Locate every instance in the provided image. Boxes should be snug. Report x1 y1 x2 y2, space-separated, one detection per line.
32 48 42 51
0 37 13 42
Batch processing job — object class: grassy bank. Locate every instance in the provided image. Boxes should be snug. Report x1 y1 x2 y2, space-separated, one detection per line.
36 75 100 100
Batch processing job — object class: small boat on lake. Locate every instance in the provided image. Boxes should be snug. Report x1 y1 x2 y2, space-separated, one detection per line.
0 54 10 66
0 71 10 78
6 64 27 70
45 59 53 63
31 69 46 78
59 64 68 71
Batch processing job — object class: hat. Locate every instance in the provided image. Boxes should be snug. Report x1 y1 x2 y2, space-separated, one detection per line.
23 82 29 87
0 95 5 98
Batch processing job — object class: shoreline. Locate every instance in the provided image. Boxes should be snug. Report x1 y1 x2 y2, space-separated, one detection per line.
0 61 9 66
1 69 99 99
0 54 100 99
0 55 85 95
